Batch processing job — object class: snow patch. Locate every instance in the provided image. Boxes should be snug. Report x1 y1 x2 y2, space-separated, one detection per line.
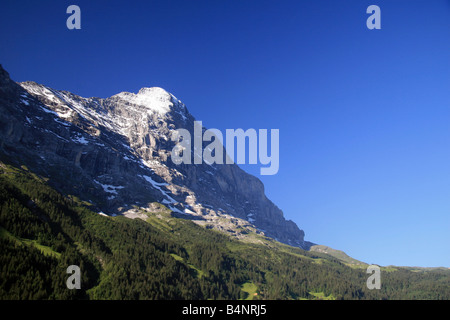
39 105 59 116
53 117 71 127
168 205 189 215
94 180 125 195
139 174 177 204
73 135 89 145
114 87 174 115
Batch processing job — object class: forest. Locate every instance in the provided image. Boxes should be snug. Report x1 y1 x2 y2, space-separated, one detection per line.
0 162 449 300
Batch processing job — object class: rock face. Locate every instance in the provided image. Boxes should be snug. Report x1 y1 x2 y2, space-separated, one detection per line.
0 65 307 248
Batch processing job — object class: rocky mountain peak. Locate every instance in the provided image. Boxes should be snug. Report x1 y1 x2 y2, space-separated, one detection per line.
111 86 185 117
137 86 171 97
0 65 310 249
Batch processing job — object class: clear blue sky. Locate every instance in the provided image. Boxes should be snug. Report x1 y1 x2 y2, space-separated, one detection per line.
1 0 449 267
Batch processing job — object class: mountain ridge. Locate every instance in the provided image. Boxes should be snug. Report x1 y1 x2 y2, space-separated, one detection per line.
2 65 450 300
1 160 449 300
0 64 308 249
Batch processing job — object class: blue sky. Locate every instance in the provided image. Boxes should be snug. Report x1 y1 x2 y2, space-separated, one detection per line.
1 0 449 267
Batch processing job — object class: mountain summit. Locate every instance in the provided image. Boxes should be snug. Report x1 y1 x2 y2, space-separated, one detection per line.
0 65 309 248
112 87 183 115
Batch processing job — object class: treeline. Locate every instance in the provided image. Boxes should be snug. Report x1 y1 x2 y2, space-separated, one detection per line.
0 164 449 300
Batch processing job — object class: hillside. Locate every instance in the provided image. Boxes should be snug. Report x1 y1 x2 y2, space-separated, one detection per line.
0 64 305 249
1 161 449 300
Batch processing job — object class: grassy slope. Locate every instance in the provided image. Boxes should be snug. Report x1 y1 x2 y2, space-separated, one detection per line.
1 161 449 300
0 226 61 259
309 245 367 267
240 281 258 300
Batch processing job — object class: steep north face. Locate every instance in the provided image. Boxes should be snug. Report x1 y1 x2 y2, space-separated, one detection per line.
0 65 309 248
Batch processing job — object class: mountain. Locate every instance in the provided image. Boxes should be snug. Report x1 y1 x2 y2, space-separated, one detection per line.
1 65 449 300
309 245 366 266
1 160 449 300
0 64 307 248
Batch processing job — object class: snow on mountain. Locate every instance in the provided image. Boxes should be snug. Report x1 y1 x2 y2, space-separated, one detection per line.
113 87 180 115
0 64 308 249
